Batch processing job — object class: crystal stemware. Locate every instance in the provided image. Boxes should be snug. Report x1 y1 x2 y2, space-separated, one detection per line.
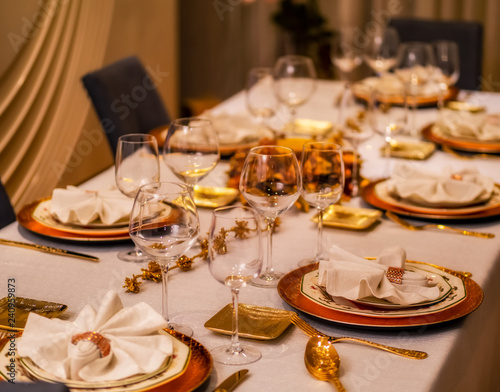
432 40 460 110
208 206 263 364
129 182 200 336
330 28 363 81
363 26 400 75
115 133 160 262
299 142 344 267
239 145 301 287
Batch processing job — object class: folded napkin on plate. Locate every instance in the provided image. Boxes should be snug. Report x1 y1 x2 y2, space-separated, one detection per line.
50 186 133 226
359 71 441 97
437 109 500 141
384 164 495 207
199 111 260 144
318 245 440 306
17 291 172 382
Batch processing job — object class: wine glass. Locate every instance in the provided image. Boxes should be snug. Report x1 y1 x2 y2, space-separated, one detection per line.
208 206 263 364
239 146 301 287
394 42 436 136
163 117 220 187
432 40 460 110
273 55 317 131
129 182 199 336
115 133 160 262
363 26 400 75
299 142 344 267
246 67 279 137
330 28 363 81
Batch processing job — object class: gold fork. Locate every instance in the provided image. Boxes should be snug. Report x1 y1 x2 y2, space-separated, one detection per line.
290 313 428 359
386 211 495 239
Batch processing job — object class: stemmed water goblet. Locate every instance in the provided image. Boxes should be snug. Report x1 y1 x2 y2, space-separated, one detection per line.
208 206 263 364
363 26 400 75
163 117 220 189
432 40 460 110
299 142 344 267
239 146 301 287
129 182 200 337
115 133 160 262
331 29 363 81
274 55 317 131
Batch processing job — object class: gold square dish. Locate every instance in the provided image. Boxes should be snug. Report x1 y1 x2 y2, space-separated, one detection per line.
0 297 67 331
193 185 239 208
204 303 294 340
382 140 436 160
284 118 333 138
314 205 382 230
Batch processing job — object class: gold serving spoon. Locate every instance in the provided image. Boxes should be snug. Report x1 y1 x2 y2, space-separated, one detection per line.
386 211 495 238
305 336 346 391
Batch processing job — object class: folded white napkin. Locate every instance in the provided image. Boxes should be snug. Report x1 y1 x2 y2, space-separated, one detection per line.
384 164 495 207
200 111 260 144
318 245 440 306
437 109 500 141
359 71 441 97
51 186 133 226
17 291 172 382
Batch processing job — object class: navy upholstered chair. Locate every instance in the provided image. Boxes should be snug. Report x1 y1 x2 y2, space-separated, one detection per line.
388 18 483 90
81 56 171 156
0 181 16 229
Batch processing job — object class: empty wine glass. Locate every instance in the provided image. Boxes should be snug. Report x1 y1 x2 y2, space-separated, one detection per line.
394 42 436 136
274 55 317 131
129 182 199 337
239 146 301 288
115 133 160 262
299 142 344 267
208 206 263 364
330 28 363 81
432 40 460 110
363 26 400 75
246 67 279 136
163 117 220 187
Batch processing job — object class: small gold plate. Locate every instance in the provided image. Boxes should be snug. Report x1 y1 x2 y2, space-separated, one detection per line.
204 303 294 340
284 119 333 137
315 205 382 230
445 101 486 113
382 140 436 160
193 185 239 208
0 297 67 331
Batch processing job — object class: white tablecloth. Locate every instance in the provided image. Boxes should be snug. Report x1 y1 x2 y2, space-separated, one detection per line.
1 80 499 392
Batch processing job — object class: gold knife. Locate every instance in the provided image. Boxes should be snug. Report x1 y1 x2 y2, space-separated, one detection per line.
213 369 249 392
0 238 99 262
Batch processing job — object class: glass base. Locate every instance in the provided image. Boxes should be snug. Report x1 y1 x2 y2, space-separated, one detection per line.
211 344 261 365
117 248 149 263
250 271 284 288
168 323 193 337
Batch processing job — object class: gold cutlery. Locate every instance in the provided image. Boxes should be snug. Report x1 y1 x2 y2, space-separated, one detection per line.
290 313 428 359
213 369 249 392
385 211 495 238
305 336 346 391
0 238 99 261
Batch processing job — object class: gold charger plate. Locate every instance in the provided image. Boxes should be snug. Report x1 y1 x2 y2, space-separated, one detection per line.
277 263 483 328
204 303 294 340
193 185 239 208
422 123 500 153
17 198 131 242
312 205 381 230
0 297 67 331
361 179 500 220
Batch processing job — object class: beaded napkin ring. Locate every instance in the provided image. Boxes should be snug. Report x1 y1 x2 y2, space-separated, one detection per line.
386 266 404 285
71 331 111 357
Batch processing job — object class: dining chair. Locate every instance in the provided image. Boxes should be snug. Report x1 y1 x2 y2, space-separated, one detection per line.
0 180 16 229
388 18 483 90
81 56 171 156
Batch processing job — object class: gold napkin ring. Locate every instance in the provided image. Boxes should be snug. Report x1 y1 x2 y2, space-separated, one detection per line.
386 267 404 285
71 331 111 357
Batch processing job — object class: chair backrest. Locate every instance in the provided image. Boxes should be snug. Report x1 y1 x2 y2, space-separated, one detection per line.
81 56 171 156
0 181 16 229
388 18 483 90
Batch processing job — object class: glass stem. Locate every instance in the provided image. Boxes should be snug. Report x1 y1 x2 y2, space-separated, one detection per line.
351 145 359 195
263 217 275 276
315 207 324 262
230 288 243 355
160 261 172 329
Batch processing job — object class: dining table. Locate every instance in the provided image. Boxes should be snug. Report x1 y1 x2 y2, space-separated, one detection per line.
1 79 499 392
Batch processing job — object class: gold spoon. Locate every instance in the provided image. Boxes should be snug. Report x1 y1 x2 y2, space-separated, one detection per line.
305 336 346 391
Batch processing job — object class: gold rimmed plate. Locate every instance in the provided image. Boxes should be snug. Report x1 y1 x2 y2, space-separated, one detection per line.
277 262 483 328
313 205 381 230
193 185 239 208
0 297 67 331
204 303 294 340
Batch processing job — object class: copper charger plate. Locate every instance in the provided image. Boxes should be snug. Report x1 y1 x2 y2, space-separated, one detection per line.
361 179 500 220
17 198 131 242
422 123 500 153
277 263 483 328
